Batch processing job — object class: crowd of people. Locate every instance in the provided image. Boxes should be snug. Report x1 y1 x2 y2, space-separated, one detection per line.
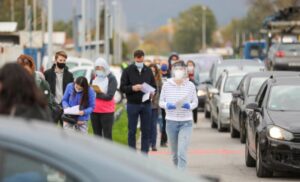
0 49 200 170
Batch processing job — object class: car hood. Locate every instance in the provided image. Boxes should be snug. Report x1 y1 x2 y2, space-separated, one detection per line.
268 110 300 133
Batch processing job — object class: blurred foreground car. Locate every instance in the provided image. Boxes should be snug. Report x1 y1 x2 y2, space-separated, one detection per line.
245 76 300 177
0 118 210 182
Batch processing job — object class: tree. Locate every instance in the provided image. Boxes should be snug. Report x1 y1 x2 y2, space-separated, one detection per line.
53 20 73 38
172 5 217 53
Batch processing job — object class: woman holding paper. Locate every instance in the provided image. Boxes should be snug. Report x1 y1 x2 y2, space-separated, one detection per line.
159 61 198 170
62 76 95 133
91 58 117 140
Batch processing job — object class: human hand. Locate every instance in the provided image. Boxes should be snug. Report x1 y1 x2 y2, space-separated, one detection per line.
182 103 191 110
79 111 85 116
132 84 143 92
166 103 176 110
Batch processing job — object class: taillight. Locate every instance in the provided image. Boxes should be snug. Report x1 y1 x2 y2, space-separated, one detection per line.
275 51 285 57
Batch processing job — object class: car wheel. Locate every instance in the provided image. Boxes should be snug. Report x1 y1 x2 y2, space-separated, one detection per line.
210 113 217 128
256 141 273 177
204 104 210 118
230 121 239 138
245 137 255 167
217 113 225 132
240 120 246 143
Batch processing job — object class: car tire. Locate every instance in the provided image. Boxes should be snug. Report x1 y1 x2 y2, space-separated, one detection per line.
204 104 210 118
217 113 225 132
256 141 273 177
245 137 255 167
230 122 239 138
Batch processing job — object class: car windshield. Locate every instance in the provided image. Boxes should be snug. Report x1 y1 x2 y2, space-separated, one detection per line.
224 75 243 93
248 77 268 96
268 85 300 111
279 44 300 51
72 70 86 79
67 62 78 69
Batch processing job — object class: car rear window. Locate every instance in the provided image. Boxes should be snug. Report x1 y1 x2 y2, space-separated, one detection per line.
248 77 268 96
279 44 300 51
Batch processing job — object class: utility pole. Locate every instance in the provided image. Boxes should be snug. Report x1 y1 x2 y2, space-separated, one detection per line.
202 5 207 51
10 0 15 21
81 0 86 58
48 0 53 65
95 0 103 58
24 0 28 30
33 0 37 31
104 0 110 63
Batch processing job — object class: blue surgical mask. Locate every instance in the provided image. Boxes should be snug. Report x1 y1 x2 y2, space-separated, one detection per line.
135 62 144 69
95 70 106 78
161 64 168 71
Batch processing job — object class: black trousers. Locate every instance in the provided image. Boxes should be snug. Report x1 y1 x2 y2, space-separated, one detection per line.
193 108 198 124
91 112 114 140
161 109 168 145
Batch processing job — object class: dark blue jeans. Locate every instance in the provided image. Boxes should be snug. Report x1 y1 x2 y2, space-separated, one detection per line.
127 103 152 153
150 108 159 148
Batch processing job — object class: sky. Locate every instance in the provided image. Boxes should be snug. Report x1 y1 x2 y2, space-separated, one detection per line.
52 0 250 33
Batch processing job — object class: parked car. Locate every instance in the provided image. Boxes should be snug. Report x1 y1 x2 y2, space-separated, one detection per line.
266 42 300 71
41 56 94 72
245 76 300 177
205 59 265 118
180 53 222 111
230 71 300 143
210 71 247 131
0 117 209 182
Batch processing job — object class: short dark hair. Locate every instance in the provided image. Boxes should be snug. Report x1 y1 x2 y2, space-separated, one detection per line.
133 50 145 58
172 60 186 68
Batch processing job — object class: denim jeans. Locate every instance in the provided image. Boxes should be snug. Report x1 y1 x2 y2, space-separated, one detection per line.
127 103 151 153
166 120 193 170
150 108 158 148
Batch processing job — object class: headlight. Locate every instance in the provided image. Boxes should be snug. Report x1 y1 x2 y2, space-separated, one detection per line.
197 90 206 97
268 126 294 141
221 103 230 110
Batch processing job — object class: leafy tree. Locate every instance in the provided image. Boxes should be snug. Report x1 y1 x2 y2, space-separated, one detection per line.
172 5 217 53
53 20 73 38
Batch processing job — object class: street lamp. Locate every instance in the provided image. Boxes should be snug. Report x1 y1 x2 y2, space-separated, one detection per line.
202 5 207 51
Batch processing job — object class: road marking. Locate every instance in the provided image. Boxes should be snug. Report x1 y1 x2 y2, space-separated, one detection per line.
149 149 243 155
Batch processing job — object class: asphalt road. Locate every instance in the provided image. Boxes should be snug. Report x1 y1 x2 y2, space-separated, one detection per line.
149 113 300 182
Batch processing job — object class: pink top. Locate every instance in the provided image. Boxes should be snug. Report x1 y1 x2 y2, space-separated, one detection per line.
93 98 115 113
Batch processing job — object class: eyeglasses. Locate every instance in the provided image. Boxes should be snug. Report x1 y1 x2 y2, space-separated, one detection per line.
17 58 32 66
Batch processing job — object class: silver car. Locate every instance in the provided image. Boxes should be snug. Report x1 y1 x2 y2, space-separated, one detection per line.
210 71 247 132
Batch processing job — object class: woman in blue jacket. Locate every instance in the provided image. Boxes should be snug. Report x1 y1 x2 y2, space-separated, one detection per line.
62 76 96 133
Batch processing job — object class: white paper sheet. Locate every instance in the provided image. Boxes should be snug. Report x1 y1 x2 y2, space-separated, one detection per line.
142 92 151 102
64 105 80 115
175 95 189 108
141 82 156 94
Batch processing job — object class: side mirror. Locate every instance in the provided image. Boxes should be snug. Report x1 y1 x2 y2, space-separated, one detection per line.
232 90 241 98
209 88 219 95
246 103 261 112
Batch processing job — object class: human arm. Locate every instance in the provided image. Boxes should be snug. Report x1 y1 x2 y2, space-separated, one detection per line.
96 74 117 100
61 84 72 109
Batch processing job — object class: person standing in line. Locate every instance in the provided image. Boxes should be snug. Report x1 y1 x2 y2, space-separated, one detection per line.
44 51 74 126
149 64 162 151
0 63 52 121
91 58 117 140
159 61 198 170
187 60 200 124
62 76 95 133
120 50 156 154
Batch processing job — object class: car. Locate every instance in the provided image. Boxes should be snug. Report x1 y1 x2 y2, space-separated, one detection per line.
210 71 247 131
205 59 265 118
266 42 300 71
70 66 124 104
41 56 94 72
244 75 300 177
180 53 222 111
230 71 300 143
0 117 209 182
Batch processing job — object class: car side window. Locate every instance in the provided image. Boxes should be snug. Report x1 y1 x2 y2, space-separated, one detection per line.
0 149 77 182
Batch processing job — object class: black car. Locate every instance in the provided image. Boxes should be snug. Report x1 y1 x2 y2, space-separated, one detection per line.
204 59 265 118
244 76 300 177
0 117 208 182
230 71 299 143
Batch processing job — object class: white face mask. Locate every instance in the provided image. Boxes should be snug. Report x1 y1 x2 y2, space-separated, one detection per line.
187 66 194 72
174 70 185 80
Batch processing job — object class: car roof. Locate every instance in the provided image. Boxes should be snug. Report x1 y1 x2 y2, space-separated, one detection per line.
0 118 204 182
216 59 263 67
245 71 300 79
270 76 300 85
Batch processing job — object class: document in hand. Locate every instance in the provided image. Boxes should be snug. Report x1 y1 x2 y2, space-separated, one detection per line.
64 105 80 115
141 82 156 94
175 95 189 108
92 85 102 93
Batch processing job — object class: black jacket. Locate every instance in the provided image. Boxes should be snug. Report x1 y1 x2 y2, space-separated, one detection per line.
120 64 156 104
95 73 118 101
44 65 74 97
14 104 53 122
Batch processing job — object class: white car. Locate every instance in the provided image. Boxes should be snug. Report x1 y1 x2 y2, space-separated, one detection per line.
42 56 94 71
210 71 247 132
